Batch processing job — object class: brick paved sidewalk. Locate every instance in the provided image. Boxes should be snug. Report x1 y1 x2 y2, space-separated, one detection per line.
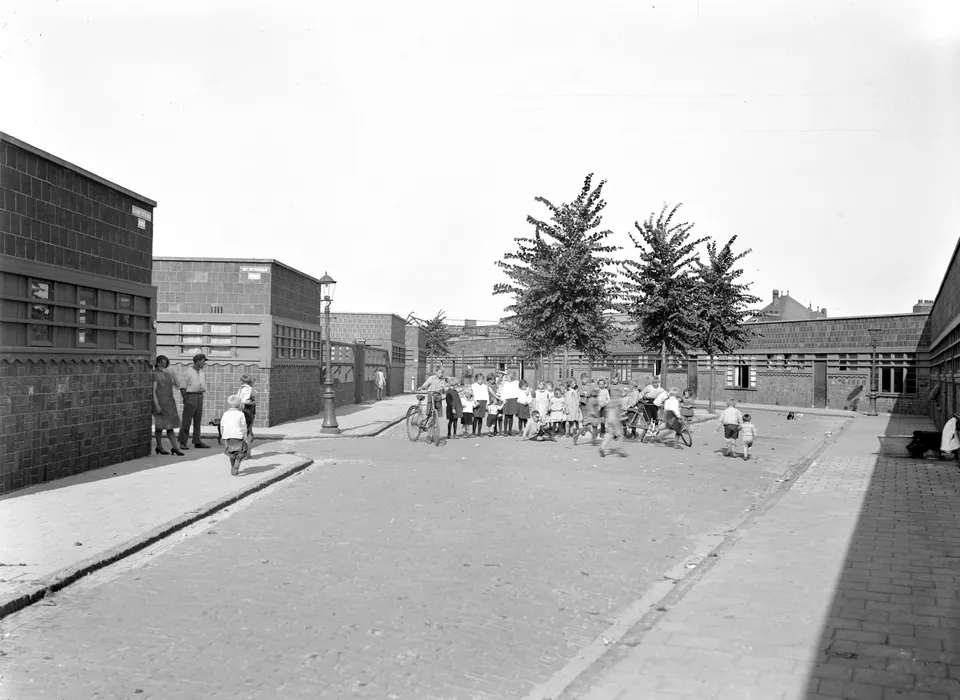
555 413 960 700
0 447 313 618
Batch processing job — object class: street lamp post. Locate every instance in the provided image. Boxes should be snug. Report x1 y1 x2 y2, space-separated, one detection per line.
319 272 340 434
867 327 881 417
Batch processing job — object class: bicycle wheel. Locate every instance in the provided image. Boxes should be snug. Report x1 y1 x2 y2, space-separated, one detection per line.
679 428 692 447
406 406 424 442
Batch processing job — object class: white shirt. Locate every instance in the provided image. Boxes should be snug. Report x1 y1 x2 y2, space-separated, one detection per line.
238 384 256 405
516 389 532 406
182 366 206 393
663 395 680 415
472 382 489 402
499 379 520 401
654 391 669 407
220 409 247 440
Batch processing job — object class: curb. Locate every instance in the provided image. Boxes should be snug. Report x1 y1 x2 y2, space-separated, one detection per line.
199 414 409 442
0 455 315 621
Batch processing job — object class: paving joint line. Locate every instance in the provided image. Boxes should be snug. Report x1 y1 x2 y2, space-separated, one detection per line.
0 454 316 621
526 416 856 700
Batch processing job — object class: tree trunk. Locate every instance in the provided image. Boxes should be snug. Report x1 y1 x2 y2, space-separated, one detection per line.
661 341 668 386
709 354 716 413
563 346 569 383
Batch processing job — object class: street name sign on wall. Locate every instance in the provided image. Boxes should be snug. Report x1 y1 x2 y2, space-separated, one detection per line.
240 265 270 281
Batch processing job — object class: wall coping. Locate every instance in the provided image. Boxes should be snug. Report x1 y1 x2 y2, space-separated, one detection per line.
0 131 157 207
153 257 323 286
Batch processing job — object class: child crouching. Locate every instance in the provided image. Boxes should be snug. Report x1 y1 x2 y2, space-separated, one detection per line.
222 394 249 476
521 410 555 441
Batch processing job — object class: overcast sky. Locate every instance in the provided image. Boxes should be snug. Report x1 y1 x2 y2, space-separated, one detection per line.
2 0 958 322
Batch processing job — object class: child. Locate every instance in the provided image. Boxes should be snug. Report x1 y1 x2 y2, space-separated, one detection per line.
445 379 463 439
680 389 696 423
716 399 744 457
596 379 611 436
522 410 554 441
486 398 502 436
564 380 581 436
600 398 627 458
471 373 489 436
573 388 601 446
461 388 475 436
237 373 257 458
740 413 757 460
548 387 567 434
221 395 249 476
516 380 531 434
534 381 550 422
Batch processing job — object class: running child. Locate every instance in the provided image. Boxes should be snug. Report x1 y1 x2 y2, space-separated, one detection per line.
740 413 757 460
573 388 601 446
600 396 627 458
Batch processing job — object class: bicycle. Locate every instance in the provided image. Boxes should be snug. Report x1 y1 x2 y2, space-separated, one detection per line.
626 404 692 447
406 391 443 446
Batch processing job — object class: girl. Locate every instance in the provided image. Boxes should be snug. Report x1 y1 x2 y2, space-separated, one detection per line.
461 387 475 436
516 379 531 435
681 389 696 423
486 373 501 436
486 397 502 436
445 379 463 439
500 371 520 436
237 374 257 457
548 387 567 435
471 373 489 436
534 381 550 423
564 379 581 437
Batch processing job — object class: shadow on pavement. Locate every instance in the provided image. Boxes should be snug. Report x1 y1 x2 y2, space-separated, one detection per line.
802 416 960 698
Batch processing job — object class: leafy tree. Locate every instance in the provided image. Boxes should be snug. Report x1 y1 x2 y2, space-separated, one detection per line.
694 236 761 411
493 174 620 377
619 204 706 387
420 310 451 370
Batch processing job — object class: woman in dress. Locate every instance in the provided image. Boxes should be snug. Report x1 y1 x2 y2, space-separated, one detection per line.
152 355 183 455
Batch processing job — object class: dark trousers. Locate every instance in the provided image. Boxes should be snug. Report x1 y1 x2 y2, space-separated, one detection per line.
178 393 204 446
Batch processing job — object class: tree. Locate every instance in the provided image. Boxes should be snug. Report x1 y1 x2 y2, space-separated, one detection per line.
493 174 620 378
619 204 707 386
419 310 451 371
694 236 761 411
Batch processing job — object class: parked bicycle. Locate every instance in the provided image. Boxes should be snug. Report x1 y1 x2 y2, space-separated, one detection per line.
624 402 692 447
406 391 444 446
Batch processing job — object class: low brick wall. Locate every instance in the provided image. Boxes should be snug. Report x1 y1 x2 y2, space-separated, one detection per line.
268 364 322 426
0 357 153 495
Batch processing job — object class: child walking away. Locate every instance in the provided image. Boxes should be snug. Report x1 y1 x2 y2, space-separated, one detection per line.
548 387 567 435
445 380 463 439
573 388 601 446
221 395 249 476
522 410 554 441
461 388 475 436
486 398 501 436
740 414 757 460
516 380 531 434
716 399 744 457
600 398 627 458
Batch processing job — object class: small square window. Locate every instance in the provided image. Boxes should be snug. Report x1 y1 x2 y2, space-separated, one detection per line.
31 280 52 300
182 323 204 334
208 347 232 357
31 303 51 322
78 329 97 345
118 294 132 330
118 330 132 347
210 324 232 334
182 336 203 344
182 346 202 356
31 324 52 344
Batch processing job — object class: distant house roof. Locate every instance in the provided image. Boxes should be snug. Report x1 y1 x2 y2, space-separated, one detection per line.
747 290 827 323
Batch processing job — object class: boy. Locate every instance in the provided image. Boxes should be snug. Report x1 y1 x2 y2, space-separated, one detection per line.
740 414 757 460
221 394 249 476
573 388 601 446
716 399 744 457
522 410 554 441
600 398 627 458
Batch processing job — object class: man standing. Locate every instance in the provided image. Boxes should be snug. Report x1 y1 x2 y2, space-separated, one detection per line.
716 399 744 457
374 366 386 401
178 353 211 450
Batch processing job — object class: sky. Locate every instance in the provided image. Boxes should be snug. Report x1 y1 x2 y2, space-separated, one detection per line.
2 0 958 323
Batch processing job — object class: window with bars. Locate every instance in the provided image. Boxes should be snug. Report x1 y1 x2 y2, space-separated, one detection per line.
273 324 323 360
877 353 918 395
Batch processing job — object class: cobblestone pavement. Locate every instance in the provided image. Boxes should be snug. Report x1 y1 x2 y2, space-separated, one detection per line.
560 414 960 700
0 413 846 700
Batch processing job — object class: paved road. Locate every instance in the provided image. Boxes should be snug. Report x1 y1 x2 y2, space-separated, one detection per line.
0 414 846 700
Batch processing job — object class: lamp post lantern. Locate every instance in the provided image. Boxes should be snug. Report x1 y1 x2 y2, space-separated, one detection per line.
866 327 881 417
319 272 340 434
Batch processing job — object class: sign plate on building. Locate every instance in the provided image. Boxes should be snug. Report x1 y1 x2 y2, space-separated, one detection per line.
131 205 152 221
240 266 270 273
137 218 146 229
247 272 261 280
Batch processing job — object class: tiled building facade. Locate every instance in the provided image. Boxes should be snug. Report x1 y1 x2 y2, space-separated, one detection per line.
327 312 406 396
926 239 960 428
0 132 157 495
153 259 387 428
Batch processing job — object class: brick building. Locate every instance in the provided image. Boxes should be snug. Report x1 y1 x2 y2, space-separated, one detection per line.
153 259 387 427
441 310 931 414
326 312 407 396
926 240 960 428
0 132 157 495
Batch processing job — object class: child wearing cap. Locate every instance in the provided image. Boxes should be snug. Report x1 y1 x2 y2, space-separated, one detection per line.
221 394 249 476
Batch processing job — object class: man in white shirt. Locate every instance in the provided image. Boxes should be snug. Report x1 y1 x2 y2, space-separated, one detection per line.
640 376 667 423
178 353 211 450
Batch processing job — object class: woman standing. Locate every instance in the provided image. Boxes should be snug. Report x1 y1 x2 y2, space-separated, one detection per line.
152 355 183 455
237 374 257 457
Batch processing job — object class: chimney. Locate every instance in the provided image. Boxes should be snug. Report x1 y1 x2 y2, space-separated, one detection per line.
912 300 933 314
772 289 780 303
821 307 827 317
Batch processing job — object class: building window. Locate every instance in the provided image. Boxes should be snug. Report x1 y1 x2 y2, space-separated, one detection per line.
733 365 750 388
28 278 53 346
182 323 204 334
210 324 233 334
878 353 918 395
78 329 97 345
117 294 133 347
393 345 407 364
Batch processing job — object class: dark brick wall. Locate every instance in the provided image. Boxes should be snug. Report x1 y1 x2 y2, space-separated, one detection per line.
735 314 930 352
0 358 152 495
165 361 267 429
268 365 321 426
929 242 960 346
270 264 321 325
328 313 395 346
153 259 270 315
1 139 154 284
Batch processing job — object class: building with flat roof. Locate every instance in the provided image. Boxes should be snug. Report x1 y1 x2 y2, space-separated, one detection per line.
1 132 157 494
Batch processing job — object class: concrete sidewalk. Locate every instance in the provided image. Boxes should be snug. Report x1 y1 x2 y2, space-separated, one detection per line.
553 412 960 700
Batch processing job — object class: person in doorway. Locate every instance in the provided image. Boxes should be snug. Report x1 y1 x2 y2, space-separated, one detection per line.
374 366 386 401
178 353 211 450
152 355 183 456
716 399 744 457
